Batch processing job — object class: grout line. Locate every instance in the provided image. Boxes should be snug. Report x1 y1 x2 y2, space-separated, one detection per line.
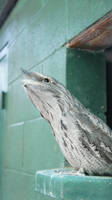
8 44 66 85
1 5 45 50
21 122 24 169
65 0 68 41
8 117 42 128
9 121 24 127
2 167 35 176
3 0 60 50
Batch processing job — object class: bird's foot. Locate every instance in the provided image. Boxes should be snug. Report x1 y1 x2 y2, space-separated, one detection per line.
74 168 86 176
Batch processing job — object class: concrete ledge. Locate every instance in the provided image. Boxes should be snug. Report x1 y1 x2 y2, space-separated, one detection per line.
35 168 112 200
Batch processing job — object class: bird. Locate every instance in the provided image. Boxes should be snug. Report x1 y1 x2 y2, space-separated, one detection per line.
22 69 112 176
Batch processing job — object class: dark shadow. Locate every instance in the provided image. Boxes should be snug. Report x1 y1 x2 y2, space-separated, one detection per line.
105 47 112 129
66 48 106 122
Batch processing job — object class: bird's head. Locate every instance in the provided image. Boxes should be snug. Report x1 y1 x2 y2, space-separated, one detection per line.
22 69 73 121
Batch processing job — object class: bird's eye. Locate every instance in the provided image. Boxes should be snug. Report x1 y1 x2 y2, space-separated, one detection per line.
43 78 50 83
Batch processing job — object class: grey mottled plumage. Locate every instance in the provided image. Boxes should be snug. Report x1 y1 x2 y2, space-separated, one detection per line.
22 69 112 176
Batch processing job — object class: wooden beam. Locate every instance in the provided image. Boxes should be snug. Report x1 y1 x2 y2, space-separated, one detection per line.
67 10 112 51
0 0 19 29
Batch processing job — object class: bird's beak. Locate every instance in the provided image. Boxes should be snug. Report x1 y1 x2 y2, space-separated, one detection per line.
21 68 35 87
21 68 32 79
21 68 34 87
21 68 45 87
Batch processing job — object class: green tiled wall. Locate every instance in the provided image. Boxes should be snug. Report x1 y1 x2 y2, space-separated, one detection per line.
0 0 112 200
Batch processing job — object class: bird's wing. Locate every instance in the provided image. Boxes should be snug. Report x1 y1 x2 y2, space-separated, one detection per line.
71 97 112 163
72 97 112 138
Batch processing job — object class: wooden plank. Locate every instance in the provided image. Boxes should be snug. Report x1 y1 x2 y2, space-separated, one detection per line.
0 0 18 28
67 10 112 51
